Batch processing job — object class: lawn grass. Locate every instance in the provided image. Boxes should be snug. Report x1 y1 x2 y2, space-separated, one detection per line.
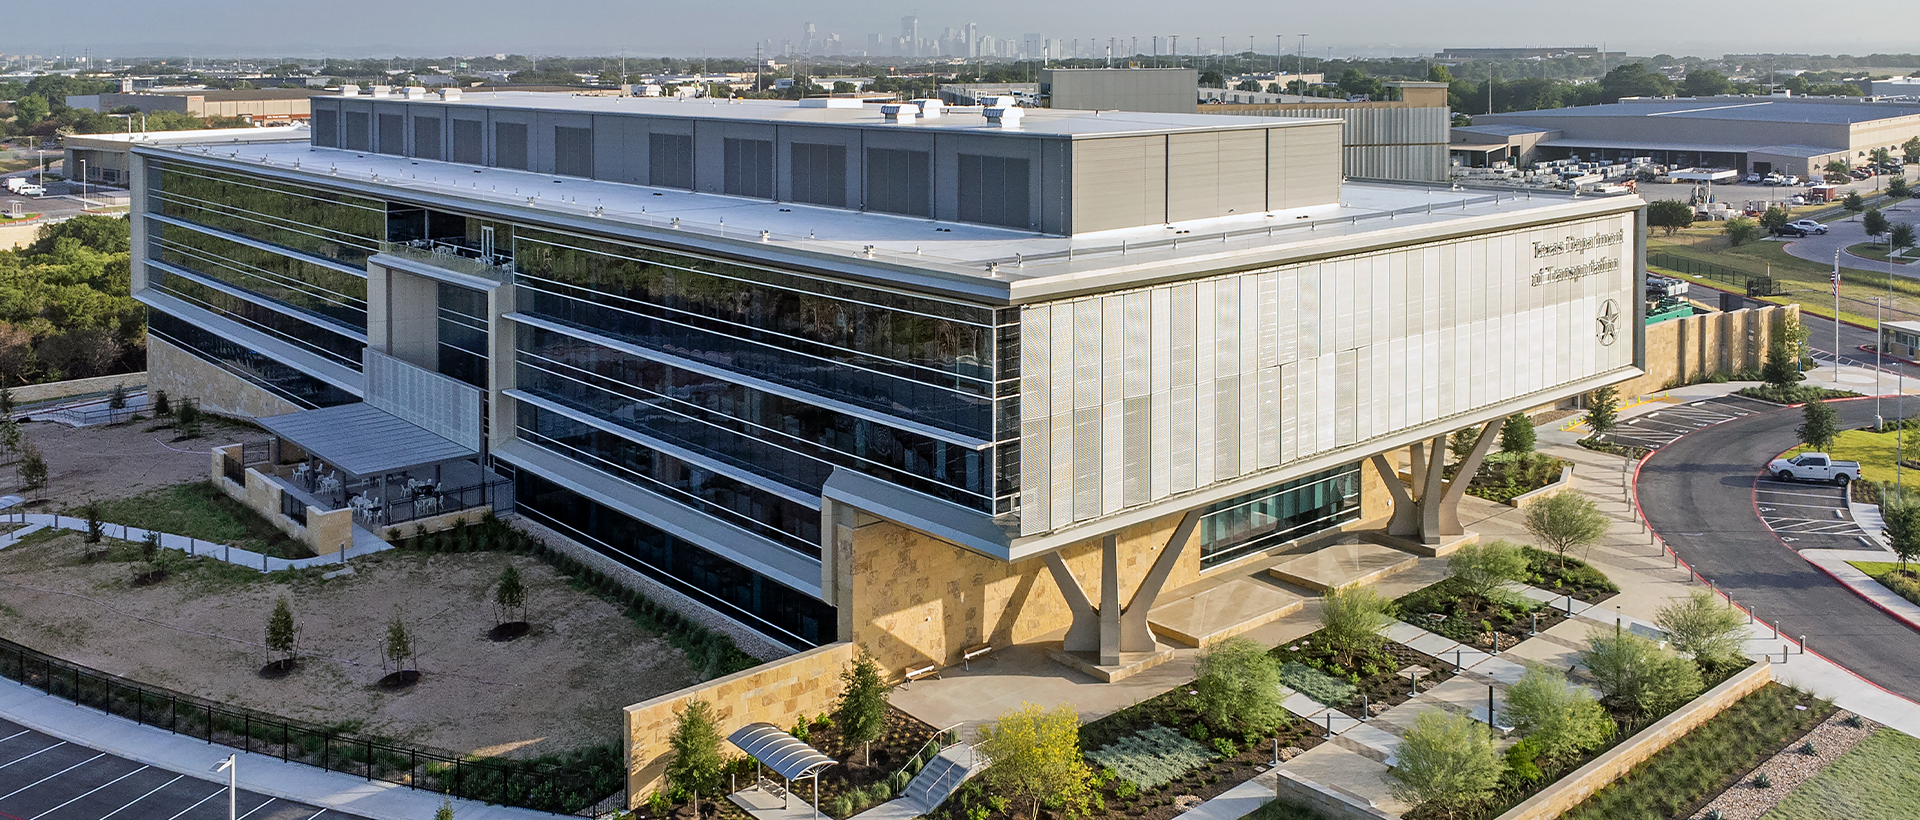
1845 561 1920 609
72 481 315 560
1558 683 1833 820
1648 230 1920 328
1762 729 1920 820
1846 242 1919 265
1244 797 1330 820
1783 428 1920 496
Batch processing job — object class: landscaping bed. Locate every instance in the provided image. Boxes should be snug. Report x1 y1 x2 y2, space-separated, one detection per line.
1554 683 1833 820
1274 631 1462 715
1782 427 1920 496
1463 452 1568 505
1846 561 1920 609
1577 437 1650 460
760 706 942 820
72 480 317 560
1521 546 1619 604
1394 577 1573 651
1735 384 1861 405
1762 725 1920 820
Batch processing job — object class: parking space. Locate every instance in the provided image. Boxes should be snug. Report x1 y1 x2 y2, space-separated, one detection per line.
0 717 360 820
1752 476 1882 551
1595 395 1774 451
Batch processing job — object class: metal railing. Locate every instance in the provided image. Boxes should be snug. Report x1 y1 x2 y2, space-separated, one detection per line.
0 636 618 814
891 723 965 800
379 240 513 281
1649 252 1778 296
280 490 308 526
381 478 511 526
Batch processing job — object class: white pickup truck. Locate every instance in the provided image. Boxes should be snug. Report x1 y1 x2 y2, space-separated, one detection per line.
1766 452 1862 484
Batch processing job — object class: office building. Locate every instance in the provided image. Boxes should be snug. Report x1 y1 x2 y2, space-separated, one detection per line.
131 90 1645 673
64 89 318 123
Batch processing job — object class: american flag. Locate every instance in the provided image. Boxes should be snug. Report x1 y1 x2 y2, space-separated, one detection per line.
1832 271 1841 296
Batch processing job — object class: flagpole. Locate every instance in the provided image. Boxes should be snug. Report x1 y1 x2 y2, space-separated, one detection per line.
1835 251 1842 384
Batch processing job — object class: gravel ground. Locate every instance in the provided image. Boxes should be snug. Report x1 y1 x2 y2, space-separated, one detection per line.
1690 711 1881 820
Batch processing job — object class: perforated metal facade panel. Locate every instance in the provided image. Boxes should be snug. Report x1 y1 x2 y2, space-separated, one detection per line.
343 111 371 151
449 118 483 165
723 138 775 198
310 108 338 148
493 122 529 170
956 154 1032 229
865 147 931 217
364 349 484 452
649 133 694 190
1015 212 1638 536
412 115 442 160
377 114 404 155
1070 136 1167 232
789 143 847 207
553 126 594 178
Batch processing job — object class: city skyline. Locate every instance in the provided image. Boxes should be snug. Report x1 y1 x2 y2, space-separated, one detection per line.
3 0 1916 64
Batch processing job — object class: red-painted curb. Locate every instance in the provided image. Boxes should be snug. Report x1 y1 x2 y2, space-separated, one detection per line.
1802 557 1920 635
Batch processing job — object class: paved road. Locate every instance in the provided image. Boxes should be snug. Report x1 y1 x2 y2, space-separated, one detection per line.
1782 195 1920 273
1637 397 1920 701
0 716 364 820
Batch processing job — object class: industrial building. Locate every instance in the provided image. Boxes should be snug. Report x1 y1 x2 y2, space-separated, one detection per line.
1460 95 1920 178
61 124 307 188
130 90 1644 674
63 89 318 123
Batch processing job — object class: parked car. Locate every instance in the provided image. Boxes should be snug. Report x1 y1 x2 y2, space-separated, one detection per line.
1744 173 1763 184
1766 452 1861 484
1787 219 1828 234
1782 175 1800 185
1772 224 1811 237
13 183 44 196
1763 174 1786 185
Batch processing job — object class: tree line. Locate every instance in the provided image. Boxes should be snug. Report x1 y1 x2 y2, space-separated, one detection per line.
0 216 145 386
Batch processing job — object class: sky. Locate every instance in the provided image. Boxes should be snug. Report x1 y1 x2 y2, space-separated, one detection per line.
5 0 1916 62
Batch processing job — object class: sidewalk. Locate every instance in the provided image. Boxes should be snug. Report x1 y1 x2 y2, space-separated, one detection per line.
0 512 393 571
0 677 558 820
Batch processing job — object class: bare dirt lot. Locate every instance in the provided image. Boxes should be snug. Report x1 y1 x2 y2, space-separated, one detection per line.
5 415 269 508
0 527 700 758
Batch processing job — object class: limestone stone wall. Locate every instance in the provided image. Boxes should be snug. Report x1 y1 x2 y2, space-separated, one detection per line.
1271 771 1396 820
623 641 856 803
9 371 146 405
1494 661 1773 820
1614 304 1798 399
148 337 302 419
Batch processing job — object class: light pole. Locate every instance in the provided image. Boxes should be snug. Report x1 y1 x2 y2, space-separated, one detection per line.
1877 295 1885 430
212 754 236 820
79 159 88 209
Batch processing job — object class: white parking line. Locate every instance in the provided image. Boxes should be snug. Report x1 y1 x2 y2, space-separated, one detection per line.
237 797 278 820
304 810 329 820
0 752 107 800
1755 500 1850 509
0 729 30 744
29 764 148 820
162 788 226 820
97 774 185 820
0 740 68 770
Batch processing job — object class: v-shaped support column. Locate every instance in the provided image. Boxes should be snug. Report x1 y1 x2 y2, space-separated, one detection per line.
1371 418 1502 545
1043 510 1202 666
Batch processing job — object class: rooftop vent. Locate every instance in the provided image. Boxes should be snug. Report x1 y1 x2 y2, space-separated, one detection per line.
402 87 428 99
798 97 864 109
369 85 393 98
983 102 1025 128
912 98 947 118
337 84 360 96
881 103 918 123
439 88 462 101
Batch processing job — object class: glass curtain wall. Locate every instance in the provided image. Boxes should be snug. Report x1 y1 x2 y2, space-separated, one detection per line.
1196 464 1363 567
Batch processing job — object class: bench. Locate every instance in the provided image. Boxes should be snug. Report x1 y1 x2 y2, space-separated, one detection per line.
962 643 994 670
903 664 940 689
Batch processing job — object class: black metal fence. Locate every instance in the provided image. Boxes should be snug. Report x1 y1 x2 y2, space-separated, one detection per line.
1650 252 1777 296
0 637 618 814
223 453 245 485
280 490 308 526
384 478 512 526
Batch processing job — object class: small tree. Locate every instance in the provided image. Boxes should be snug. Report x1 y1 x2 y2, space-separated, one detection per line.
492 563 527 626
1585 386 1619 435
140 530 161 564
434 799 455 820
975 703 1092 820
1646 200 1694 236
1780 316 1811 370
1448 426 1482 464
1798 400 1838 451
664 699 726 817
1500 665 1614 765
1500 413 1536 455
1193 636 1286 738
18 441 47 490
151 389 172 417
1655 590 1748 669
1882 494 1920 573
1447 540 1530 610
176 401 202 438
1387 710 1505 819
1580 629 1704 717
384 610 415 673
0 385 13 416
1824 160 1855 184
1320 584 1394 665
1724 216 1760 246
1864 207 1889 237
108 383 127 410
1894 222 1917 252
1762 341 1802 389
266 597 297 668
1905 135 1920 164
1845 191 1868 212
1522 493 1609 571
1759 206 1792 233
834 649 889 765
83 499 104 544
1891 175 1912 198
0 419 20 457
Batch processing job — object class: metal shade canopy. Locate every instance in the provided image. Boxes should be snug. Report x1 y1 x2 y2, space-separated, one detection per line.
727 723 836 781
256 403 477 479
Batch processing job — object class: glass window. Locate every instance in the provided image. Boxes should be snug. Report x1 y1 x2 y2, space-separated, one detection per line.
151 220 368 330
152 161 384 268
437 283 489 389
511 469 835 647
1197 464 1363 568
148 310 357 409
149 265 366 368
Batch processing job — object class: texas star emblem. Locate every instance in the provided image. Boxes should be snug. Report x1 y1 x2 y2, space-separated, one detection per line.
1597 299 1620 346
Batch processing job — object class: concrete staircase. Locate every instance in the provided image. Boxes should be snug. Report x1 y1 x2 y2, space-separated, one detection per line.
904 744 985 813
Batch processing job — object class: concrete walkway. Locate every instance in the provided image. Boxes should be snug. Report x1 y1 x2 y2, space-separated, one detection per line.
1800 549 1920 632
0 677 557 820
0 511 393 571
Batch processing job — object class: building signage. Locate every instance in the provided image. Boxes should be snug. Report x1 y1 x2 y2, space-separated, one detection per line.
1531 228 1626 287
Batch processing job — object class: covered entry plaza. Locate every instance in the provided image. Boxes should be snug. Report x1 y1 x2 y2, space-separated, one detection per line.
247 402 509 529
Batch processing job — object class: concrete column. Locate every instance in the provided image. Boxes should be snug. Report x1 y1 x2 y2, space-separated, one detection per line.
1117 510 1200 653
1435 418 1503 538
1043 552 1100 653
1099 535 1122 666
1372 453 1419 538
1408 442 1427 501
1417 433 1449 543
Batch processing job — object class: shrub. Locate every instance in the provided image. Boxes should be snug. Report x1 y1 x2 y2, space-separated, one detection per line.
1725 216 1760 245
1752 771 1772 788
1387 710 1505 816
828 795 853 817
977 703 1093 820
1799 740 1817 755
1193 636 1286 736
107 383 127 410
1447 540 1529 608
17 442 46 490
1798 400 1837 452
1580 629 1704 717
1500 665 1614 764
152 389 171 416
1211 737 1237 757
1500 413 1536 454
1085 725 1215 790
1319 585 1394 665
889 770 911 794
1524 493 1609 572
1655 591 1748 669
1503 737 1543 783
176 401 202 437
1585 386 1619 434
665 700 725 816
1844 713 1865 729
867 782 893 803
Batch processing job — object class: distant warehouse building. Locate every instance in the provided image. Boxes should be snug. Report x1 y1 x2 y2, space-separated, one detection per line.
64 89 317 123
1460 96 1920 178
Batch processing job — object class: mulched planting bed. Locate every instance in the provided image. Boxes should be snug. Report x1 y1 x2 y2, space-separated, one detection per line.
1521 547 1619 605
1274 631 1461 715
1395 577 1574 652
1689 710 1877 820
692 706 940 820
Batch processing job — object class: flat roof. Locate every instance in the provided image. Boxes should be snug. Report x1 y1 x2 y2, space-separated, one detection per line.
142 140 1640 303
257 402 477 478
1487 97 1920 125
335 92 1330 139
64 124 308 148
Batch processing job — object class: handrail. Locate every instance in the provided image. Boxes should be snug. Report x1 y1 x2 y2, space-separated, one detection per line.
890 722 965 789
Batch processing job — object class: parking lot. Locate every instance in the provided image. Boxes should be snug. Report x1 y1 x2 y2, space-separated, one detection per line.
1752 475 1883 552
1594 395 1775 451
0 716 361 820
